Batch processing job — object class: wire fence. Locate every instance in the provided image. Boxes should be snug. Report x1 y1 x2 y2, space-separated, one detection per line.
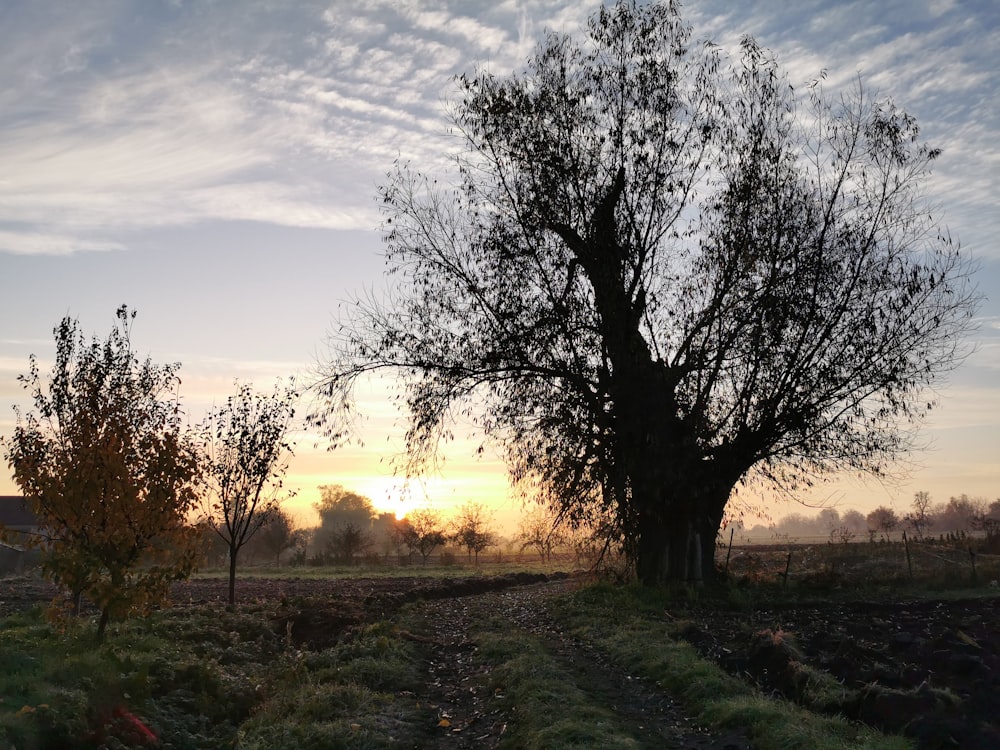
720 533 1000 587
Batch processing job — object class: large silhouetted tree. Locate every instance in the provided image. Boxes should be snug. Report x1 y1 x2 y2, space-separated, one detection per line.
315 1 978 585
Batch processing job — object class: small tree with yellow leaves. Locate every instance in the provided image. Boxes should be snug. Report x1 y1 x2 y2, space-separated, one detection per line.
3 306 201 642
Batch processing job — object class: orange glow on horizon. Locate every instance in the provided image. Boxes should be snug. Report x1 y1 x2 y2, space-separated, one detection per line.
285 429 522 531
284 461 520 531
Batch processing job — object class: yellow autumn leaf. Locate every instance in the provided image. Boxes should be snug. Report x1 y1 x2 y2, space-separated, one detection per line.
956 630 980 649
438 718 451 728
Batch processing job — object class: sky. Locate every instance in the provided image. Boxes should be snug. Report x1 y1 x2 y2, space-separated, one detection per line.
1 0 997 533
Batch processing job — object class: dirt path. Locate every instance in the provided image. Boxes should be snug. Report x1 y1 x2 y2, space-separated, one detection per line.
408 578 752 749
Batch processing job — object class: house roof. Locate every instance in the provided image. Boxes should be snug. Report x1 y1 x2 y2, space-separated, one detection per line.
0 496 37 528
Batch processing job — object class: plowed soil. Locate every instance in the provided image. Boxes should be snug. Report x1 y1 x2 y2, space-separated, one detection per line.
678 595 1000 749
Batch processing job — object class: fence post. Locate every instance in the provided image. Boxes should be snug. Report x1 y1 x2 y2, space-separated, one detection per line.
723 527 735 577
969 547 978 582
782 550 792 588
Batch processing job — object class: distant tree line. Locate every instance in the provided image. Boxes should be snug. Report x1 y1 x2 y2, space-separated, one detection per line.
746 492 1000 545
299 485 515 567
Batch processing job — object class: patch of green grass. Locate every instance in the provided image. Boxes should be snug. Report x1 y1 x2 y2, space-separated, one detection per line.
471 626 642 749
240 624 431 749
0 601 433 749
304 624 423 692
0 614 98 746
192 556 574 580
550 583 912 750
0 607 270 748
237 715 411 750
237 682 417 749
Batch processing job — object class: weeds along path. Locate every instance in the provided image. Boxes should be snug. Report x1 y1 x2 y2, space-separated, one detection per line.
404 577 751 749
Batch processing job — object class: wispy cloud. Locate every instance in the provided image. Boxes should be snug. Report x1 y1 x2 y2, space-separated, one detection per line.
0 230 124 255
4 1 991 257
688 0 1000 260
0 0 995 261
0 1 608 256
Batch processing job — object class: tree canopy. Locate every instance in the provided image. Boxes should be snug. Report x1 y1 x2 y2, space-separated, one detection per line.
313 484 377 564
315 0 979 584
395 508 447 564
452 501 496 562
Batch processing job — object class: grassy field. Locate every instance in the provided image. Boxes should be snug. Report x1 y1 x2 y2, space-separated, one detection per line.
5 548 994 748
723 537 1000 592
1 583 914 750
0 590 437 749
189 555 579 580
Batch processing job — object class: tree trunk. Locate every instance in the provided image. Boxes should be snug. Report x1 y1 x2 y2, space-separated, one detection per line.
228 545 238 606
635 509 669 585
96 607 110 644
563 182 742 588
635 483 729 587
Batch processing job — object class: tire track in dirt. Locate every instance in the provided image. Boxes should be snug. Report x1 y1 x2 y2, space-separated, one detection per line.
409 577 752 749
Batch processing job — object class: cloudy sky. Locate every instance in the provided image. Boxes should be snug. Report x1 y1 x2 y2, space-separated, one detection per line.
1 0 997 530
